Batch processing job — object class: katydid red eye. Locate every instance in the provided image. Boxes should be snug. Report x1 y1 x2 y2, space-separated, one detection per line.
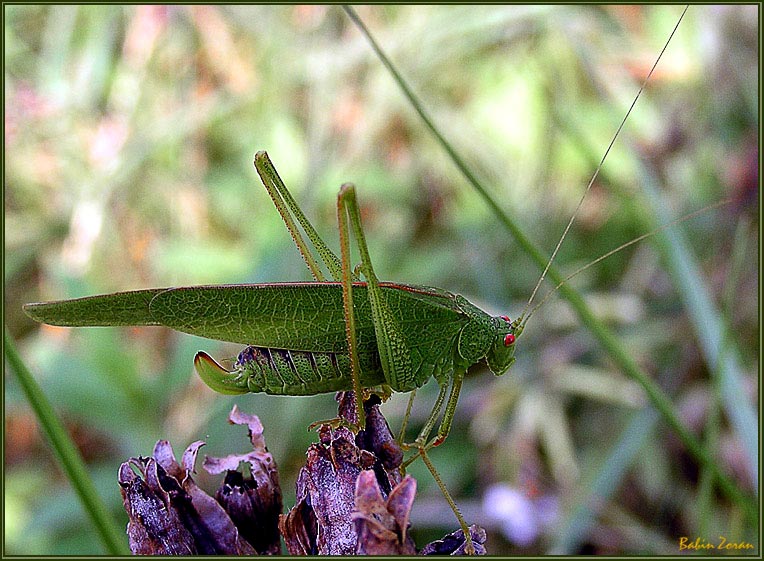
504 333 515 346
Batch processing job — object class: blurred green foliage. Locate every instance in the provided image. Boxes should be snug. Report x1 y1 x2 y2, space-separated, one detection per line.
5 5 758 555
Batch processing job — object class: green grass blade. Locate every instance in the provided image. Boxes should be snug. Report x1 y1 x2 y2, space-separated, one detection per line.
4 327 129 555
548 406 660 554
637 161 758 492
552 82 757 495
700 219 751 537
345 6 757 518
341 6 520 250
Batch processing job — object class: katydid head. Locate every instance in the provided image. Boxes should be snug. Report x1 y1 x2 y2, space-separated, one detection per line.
485 315 522 375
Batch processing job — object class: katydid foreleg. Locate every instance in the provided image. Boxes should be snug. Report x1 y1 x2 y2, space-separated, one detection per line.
411 381 449 448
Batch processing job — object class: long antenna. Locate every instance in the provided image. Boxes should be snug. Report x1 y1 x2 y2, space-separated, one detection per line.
519 5 689 322
520 198 732 327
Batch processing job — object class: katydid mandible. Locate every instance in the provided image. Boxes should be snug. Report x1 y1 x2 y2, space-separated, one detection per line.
23 151 521 451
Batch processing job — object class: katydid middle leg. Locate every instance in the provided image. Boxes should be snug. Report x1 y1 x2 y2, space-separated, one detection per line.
400 366 465 469
397 389 418 446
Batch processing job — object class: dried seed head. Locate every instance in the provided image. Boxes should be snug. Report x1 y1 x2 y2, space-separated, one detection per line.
203 406 283 554
419 525 487 555
118 442 256 555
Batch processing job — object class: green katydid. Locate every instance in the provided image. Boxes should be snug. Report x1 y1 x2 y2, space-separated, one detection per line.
24 135 731 549
24 151 521 552
23 151 520 448
21 151 719 554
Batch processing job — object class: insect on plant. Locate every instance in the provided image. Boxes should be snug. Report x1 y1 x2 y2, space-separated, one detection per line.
24 149 522 552
16 5 757 555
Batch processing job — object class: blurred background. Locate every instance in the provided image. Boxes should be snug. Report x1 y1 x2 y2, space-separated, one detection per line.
4 5 758 555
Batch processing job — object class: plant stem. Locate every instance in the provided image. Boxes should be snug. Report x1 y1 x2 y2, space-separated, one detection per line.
4 327 129 555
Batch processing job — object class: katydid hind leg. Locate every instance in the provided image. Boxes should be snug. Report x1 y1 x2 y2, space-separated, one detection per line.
335 182 422 430
336 182 367 429
337 182 471 455
337 183 415 392
254 151 353 282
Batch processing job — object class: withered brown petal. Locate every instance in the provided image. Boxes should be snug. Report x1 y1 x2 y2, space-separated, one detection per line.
152 440 183 480
216 469 282 554
354 393 403 496
281 429 361 555
420 525 487 555
337 390 360 426
354 469 387 513
227 404 267 450
279 489 318 555
119 461 197 555
181 440 206 473
386 474 416 540
361 395 404 472
172 444 256 555
353 470 417 555
204 406 283 554
120 442 255 555
280 468 320 555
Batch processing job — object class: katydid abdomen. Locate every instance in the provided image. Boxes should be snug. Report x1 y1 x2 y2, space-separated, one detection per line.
199 345 386 396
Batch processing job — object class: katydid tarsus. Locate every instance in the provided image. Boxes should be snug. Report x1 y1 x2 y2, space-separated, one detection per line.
21 5 727 553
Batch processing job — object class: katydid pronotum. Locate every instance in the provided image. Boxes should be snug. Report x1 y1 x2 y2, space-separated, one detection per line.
17 5 744 556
